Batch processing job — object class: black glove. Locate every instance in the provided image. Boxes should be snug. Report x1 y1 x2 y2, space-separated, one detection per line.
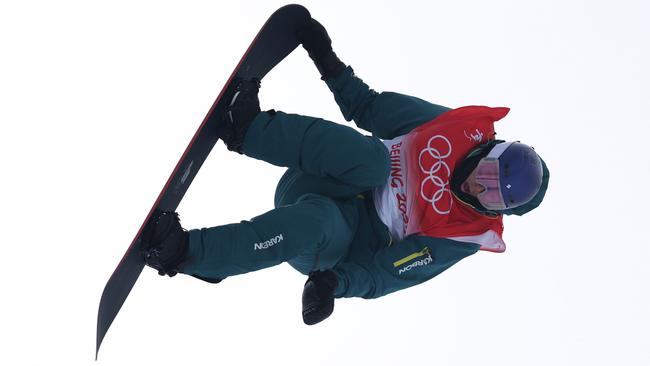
297 19 346 79
140 209 189 277
302 270 339 325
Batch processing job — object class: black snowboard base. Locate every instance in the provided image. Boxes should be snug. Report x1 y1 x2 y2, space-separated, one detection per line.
95 4 311 358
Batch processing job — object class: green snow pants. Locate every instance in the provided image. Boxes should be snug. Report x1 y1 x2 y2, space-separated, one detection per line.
180 110 392 279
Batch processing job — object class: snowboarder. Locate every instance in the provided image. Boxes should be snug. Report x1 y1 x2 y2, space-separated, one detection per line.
140 18 550 325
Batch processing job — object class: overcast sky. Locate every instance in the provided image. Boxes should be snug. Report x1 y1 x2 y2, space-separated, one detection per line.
1 1 648 365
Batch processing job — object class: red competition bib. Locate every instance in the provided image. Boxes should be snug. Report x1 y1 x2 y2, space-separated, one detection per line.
372 106 510 252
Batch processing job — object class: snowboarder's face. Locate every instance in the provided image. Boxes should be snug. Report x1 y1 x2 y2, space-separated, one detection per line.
461 166 487 197
462 158 509 211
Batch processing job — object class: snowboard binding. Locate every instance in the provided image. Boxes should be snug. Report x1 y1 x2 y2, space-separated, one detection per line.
217 77 262 154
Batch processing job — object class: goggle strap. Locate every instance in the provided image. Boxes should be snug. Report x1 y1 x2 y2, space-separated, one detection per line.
486 141 516 160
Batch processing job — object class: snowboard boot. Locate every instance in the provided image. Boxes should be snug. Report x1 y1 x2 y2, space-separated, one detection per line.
140 209 189 277
217 77 262 154
297 18 346 80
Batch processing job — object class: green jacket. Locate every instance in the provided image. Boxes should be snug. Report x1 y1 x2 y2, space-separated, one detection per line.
325 67 550 299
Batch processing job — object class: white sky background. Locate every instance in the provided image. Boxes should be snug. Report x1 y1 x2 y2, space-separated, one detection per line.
0 0 648 365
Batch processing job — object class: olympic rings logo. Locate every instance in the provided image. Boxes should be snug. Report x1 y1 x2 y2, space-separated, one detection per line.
418 135 453 215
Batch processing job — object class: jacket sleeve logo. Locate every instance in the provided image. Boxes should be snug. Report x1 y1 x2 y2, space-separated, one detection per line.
394 247 433 275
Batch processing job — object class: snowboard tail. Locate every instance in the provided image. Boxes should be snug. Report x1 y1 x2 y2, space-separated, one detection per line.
95 5 311 358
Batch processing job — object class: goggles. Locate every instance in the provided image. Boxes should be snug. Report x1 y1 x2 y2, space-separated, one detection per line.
474 142 515 211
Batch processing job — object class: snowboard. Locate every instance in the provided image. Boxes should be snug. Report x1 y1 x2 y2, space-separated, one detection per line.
96 4 311 358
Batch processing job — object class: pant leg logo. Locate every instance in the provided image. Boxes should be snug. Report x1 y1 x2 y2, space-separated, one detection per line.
253 234 284 250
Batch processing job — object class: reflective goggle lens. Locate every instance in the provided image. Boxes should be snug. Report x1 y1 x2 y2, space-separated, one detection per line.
475 158 506 210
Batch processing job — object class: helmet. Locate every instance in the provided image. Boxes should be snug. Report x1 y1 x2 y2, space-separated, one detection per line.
474 142 543 210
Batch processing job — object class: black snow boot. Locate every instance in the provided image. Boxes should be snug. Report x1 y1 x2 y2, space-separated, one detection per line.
217 78 261 154
140 209 189 277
